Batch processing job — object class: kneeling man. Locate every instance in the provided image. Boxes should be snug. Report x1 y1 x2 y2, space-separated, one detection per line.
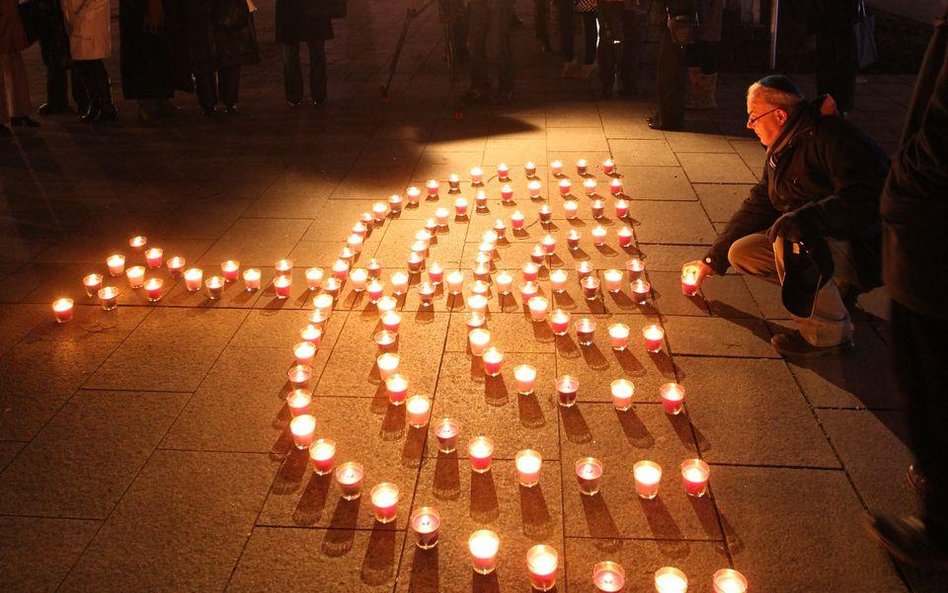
683 75 890 356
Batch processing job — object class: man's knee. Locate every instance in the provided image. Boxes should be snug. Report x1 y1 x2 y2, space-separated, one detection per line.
727 234 775 277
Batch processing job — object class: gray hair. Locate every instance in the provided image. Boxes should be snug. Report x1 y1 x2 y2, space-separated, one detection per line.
747 81 804 111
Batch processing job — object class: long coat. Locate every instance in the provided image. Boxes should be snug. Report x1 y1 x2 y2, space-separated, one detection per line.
184 0 259 71
61 0 111 60
0 0 30 55
275 0 333 44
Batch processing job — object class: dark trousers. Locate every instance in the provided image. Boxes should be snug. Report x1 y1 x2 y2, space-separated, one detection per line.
687 40 718 74
597 5 647 93
468 0 514 93
655 30 687 127
891 301 948 539
37 25 84 108
195 65 240 109
283 41 326 104
815 24 857 112
74 60 113 111
559 0 597 64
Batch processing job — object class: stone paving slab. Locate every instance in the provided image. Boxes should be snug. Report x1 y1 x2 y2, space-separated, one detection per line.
663 315 779 358
58 450 276 593
693 183 755 223
0 516 101 593
198 218 312 266
630 201 717 245
0 304 50 356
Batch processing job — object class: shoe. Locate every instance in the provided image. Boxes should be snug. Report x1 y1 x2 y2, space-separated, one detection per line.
9 116 41 128
770 331 854 358
908 464 927 496
223 104 238 114
38 102 70 115
96 106 118 122
199 105 217 117
646 115 681 131
288 100 301 107
866 515 948 568
80 106 99 123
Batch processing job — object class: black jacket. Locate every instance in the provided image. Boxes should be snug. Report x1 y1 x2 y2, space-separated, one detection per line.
184 0 259 71
704 98 890 288
881 8 948 318
275 0 333 44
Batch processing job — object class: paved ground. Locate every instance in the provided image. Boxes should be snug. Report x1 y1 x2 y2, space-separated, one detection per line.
0 1 942 592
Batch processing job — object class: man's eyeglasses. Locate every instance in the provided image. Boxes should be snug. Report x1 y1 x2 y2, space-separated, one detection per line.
747 108 780 126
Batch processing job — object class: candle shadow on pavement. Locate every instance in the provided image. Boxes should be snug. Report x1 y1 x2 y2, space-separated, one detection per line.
552 291 576 310
667 412 707 454
531 319 554 344
580 494 621 550
470 471 500 523
616 407 655 449
560 406 593 444
433 453 462 501
613 348 646 376
471 571 500 593
519 485 554 539
580 343 610 371
517 392 546 428
554 334 581 359
361 527 398 586
271 448 309 494
596 245 619 258
380 403 407 442
605 290 636 311
323 500 360 557
638 496 684 543
408 546 440 593
687 493 727 541
402 427 426 467
270 429 298 460
484 375 510 407
293 474 332 526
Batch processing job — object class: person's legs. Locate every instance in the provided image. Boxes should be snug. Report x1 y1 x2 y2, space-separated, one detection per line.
283 42 303 104
652 30 686 129
557 0 576 65
194 69 217 112
596 3 622 92
580 11 597 66
3 53 32 118
0 55 10 126
466 0 490 96
219 65 240 110
308 40 327 103
38 26 68 111
620 8 647 96
490 0 515 96
727 233 781 282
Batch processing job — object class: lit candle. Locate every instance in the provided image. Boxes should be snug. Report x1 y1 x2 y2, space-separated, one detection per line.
564 200 578 219
353 221 369 238
129 235 147 250
406 394 432 427
467 294 488 315
584 178 598 196
528 180 542 199
631 278 652 305
406 186 421 205
528 297 549 322
591 225 607 246
610 379 635 411
243 268 262 291
525 161 537 177
576 261 594 280
370 482 400 523
468 435 494 473
275 259 293 276
526 545 559 591
608 323 630 350
145 248 163 269
426 179 439 197
473 261 491 283
511 210 525 230
313 293 334 316
428 262 444 285
575 457 604 496
576 158 588 176
538 204 552 224
610 178 623 195
469 529 500 575
374 329 397 351
495 271 513 295
410 507 441 549
493 218 507 240
144 278 163 302
388 194 403 214
287 365 312 390
680 459 710 497
309 438 336 475
435 417 460 452
556 374 579 407
349 268 368 292
221 260 240 282
514 364 538 395
335 461 365 500
125 266 145 288
515 449 542 487
681 265 700 296
273 274 292 299
52 298 74 323
205 276 224 300
455 197 469 218
593 561 626 593
541 234 556 255
550 160 563 176
643 323 665 353
614 199 629 219
519 283 539 303
309 309 329 328
470 167 483 185
435 207 450 228
303 267 323 290
654 567 688 593
294 341 317 366
660 382 685 415
385 373 409 406
167 255 186 274
469 329 491 356
482 347 503 377
372 201 389 221
634 460 663 500
377 295 397 315
617 226 634 248
581 276 600 300
449 174 461 193
290 414 316 449
522 262 540 283
391 271 409 295
591 199 605 219
501 184 514 202
348 233 365 253
286 388 312 417
98 286 119 310
550 269 568 292
496 162 510 181
602 158 616 175
331 259 350 281
558 178 572 196
83 273 103 297
322 277 341 298
602 269 623 293
415 281 435 307
377 353 400 380
627 257 645 281
550 309 571 336
575 318 597 346
471 280 489 297
712 569 747 593
367 280 384 304
381 310 401 334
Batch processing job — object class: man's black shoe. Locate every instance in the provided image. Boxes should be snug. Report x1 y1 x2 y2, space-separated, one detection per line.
908 464 927 496
866 515 948 568
646 116 682 131
771 331 854 358
38 103 70 115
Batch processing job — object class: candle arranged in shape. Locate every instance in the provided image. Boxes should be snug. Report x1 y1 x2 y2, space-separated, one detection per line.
575 457 604 496
550 309 571 336
205 276 224 300
528 297 549 322
386 374 409 405
381 310 401 334
468 435 494 473
469 329 490 356
643 324 665 353
52 298 74 323
627 257 645 280
593 561 626 593
145 248 163 269
370 482 400 523
144 278 163 302
618 226 634 247
495 271 513 295
550 269 568 292
515 449 542 488
98 286 119 310
125 266 145 288
514 364 537 395
304 267 324 290
482 347 503 377
681 265 700 296
290 414 316 449
243 268 262 291
406 395 432 427
294 341 316 366
681 459 711 497
654 567 689 593
610 379 634 411
632 278 651 305
608 323 630 350
107 254 126 276
556 374 579 407
411 507 441 549
603 269 623 293
377 353 400 380
221 260 240 282
83 273 103 297
660 382 685 414
469 529 500 574
564 199 578 219
335 462 364 500
435 417 460 453
288 365 312 390
309 438 336 475
712 569 748 593
581 276 600 300
526 545 559 591
575 318 597 346
633 460 663 499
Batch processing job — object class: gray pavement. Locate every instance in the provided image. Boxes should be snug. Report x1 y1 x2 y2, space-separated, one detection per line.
0 1 939 592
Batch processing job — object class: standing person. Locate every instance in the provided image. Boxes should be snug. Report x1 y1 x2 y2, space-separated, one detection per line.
867 6 948 567
647 0 697 130
596 0 644 96
184 0 259 116
811 0 859 115
0 0 39 131
561 0 597 79
62 0 117 122
685 0 722 109
35 0 85 115
463 0 515 104
275 0 333 106
120 0 186 122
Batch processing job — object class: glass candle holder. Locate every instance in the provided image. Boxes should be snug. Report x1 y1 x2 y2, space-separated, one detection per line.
274 259 293 276
575 318 597 346
528 297 549 322
643 324 665 353
128 235 147 250
602 158 616 175
633 460 663 500
581 276 600 300
205 276 224 300
631 279 651 305
470 166 483 185
550 269 568 293
303 267 324 290
617 226 634 248
386 374 409 405
610 379 634 411
575 457 604 496
591 200 605 219
511 210 525 230
556 374 579 407
309 438 336 475
294 341 316 366
493 219 506 240
576 261 594 280
550 159 563 176
428 262 444 285
417 281 436 307
526 545 559 592
525 161 537 177
712 569 748 593
367 280 384 304
220 260 239 282
406 394 432 427
145 248 163 269
435 207 450 227
371 482 400 523
513 364 537 395
287 365 312 390
322 277 341 298
83 273 103 297
98 286 119 311
559 178 572 196
541 234 556 254
125 266 145 288
290 414 316 449
482 347 503 377
608 323 630 351
603 269 623 293
583 178 598 196
469 529 500 575
520 282 539 302
495 271 513 295
550 309 571 336
626 257 645 280
335 461 364 500
614 199 629 219
300 325 323 348
468 435 494 473
469 328 491 356
610 178 623 195
411 507 441 549
576 158 588 176
681 266 700 296
391 271 409 295
377 353 400 380
374 329 398 352
426 179 439 197
564 200 579 219
332 259 351 280
465 311 486 329
522 262 539 283
273 275 292 299
107 254 126 277
52 298 74 323
435 417 460 453
381 310 401 334
654 567 688 593
468 294 488 315
660 382 685 415
243 268 262 291
593 561 626 593
471 280 489 297
515 449 542 488
680 459 711 497
501 184 514 202
538 205 552 224
144 278 163 302
350 268 368 292
591 225 607 246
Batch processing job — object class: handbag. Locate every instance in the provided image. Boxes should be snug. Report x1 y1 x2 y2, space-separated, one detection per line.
16 0 40 45
854 0 878 69
307 0 348 20
781 238 834 318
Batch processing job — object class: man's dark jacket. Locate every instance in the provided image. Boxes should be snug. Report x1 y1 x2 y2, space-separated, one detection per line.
704 98 890 288
881 8 948 319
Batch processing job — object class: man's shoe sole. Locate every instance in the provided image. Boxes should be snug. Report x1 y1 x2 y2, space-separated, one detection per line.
770 335 854 358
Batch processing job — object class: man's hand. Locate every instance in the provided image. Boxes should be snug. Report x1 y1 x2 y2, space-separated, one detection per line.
766 210 808 243
681 260 714 287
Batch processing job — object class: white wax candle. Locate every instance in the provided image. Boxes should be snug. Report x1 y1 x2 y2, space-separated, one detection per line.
469 529 500 574
515 449 542 487
406 395 431 427
633 460 663 499
107 254 126 277
654 567 688 593
514 364 537 395
610 379 635 410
